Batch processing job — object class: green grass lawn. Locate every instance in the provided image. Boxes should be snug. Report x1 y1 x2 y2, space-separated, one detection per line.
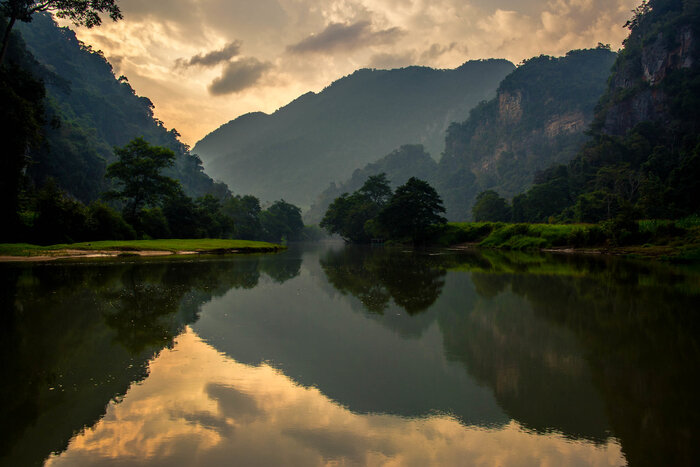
0 239 283 257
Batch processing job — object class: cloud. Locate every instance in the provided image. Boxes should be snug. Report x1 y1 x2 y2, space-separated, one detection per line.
208 58 273 95
177 41 243 68
287 20 404 55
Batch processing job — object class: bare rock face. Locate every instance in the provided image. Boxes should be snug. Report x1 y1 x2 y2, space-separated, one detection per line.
603 26 696 135
499 91 523 124
545 112 586 139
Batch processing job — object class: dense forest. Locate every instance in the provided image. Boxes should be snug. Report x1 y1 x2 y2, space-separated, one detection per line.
193 59 515 207
487 0 700 223
0 12 305 244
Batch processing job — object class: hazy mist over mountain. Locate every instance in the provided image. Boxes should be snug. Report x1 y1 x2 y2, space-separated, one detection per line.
193 60 514 207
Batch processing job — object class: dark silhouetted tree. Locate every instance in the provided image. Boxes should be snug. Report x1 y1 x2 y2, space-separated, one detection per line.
377 177 446 244
1 0 122 66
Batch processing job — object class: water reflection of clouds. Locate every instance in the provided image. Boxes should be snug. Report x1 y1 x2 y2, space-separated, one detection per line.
46 328 625 467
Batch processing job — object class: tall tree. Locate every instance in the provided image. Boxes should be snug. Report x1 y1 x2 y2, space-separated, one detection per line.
104 137 179 220
377 177 446 245
1 0 122 66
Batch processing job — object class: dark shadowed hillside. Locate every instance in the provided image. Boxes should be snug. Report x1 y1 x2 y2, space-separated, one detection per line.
510 0 700 223
193 60 515 207
436 47 617 220
15 14 224 202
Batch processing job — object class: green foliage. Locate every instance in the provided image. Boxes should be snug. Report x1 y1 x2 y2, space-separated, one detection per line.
438 47 617 220
260 200 304 243
307 145 438 224
320 173 392 243
105 137 179 219
13 13 222 201
511 0 700 222
377 177 447 244
221 195 262 240
472 190 512 222
87 202 136 241
0 33 45 240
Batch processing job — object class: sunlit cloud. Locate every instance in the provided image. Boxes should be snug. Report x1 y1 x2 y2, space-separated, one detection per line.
176 40 242 68
287 20 405 55
208 58 274 95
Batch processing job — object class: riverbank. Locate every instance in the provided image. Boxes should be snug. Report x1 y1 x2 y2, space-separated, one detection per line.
437 219 700 262
0 239 285 262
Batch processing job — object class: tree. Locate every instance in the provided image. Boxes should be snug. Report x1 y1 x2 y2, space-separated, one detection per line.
260 200 304 243
377 177 446 244
104 137 179 220
1 0 122 66
221 195 262 240
472 190 512 222
320 174 393 243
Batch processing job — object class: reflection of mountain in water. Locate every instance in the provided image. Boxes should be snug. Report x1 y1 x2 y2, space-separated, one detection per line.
0 256 301 467
315 247 700 466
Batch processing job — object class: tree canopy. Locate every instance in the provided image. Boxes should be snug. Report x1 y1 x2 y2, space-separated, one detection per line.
104 137 179 219
377 177 447 244
1 0 122 65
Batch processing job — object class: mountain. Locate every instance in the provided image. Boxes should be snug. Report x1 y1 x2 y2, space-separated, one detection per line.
193 60 515 207
15 14 225 202
308 47 617 222
511 0 700 223
436 47 618 220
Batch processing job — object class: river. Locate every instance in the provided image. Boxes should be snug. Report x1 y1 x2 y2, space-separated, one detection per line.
1 243 698 466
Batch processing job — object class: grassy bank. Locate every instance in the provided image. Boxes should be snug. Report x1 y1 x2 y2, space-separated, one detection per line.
437 216 700 261
0 239 284 258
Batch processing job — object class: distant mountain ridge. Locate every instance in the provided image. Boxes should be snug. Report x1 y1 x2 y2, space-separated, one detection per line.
194 60 515 207
307 47 618 221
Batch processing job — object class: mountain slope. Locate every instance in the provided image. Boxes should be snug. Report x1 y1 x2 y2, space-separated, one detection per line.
16 14 223 202
511 0 700 222
436 47 618 220
308 47 617 222
193 60 515 207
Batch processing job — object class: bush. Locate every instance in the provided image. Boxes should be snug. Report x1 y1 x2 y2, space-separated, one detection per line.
87 202 136 240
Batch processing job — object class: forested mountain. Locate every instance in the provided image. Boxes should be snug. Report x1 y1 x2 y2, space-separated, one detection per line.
15 13 223 203
509 0 700 223
309 47 617 221
436 47 617 220
193 60 515 207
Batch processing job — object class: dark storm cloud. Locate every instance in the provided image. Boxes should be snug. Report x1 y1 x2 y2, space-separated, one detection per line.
287 20 404 55
176 41 243 68
208 57 273 95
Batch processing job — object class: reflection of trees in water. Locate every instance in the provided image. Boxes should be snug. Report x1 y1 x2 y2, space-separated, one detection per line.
442 251 700 466
0 256 300 467
320 247 446 316
321 246 700 463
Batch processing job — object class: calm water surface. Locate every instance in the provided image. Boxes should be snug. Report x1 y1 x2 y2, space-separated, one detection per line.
1 243 699 466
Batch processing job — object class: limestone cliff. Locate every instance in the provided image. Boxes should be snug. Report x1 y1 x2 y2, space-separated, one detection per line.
437 47 617 220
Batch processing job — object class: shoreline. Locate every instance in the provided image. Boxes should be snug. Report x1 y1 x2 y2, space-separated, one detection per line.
0 245 285 263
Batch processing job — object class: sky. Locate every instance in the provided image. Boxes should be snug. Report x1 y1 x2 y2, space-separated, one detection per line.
58 0 641 146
